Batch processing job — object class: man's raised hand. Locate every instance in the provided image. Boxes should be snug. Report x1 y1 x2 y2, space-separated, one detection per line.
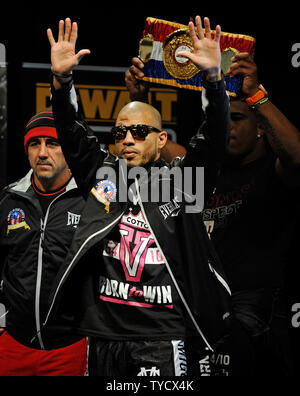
177 16 222 81
47 18 90 76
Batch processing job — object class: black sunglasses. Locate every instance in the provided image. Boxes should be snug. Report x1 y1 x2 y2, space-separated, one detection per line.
111 124 161 140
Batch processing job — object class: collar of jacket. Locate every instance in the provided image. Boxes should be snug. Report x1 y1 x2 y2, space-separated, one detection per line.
7 170 78 195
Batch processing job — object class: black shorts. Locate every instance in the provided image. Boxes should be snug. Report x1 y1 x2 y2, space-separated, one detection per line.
88 339 187 377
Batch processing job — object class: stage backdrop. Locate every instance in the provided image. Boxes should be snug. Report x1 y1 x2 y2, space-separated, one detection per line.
21 62 180 146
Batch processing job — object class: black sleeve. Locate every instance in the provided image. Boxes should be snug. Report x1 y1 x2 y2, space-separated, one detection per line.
172 77 230 201
51 80 107 198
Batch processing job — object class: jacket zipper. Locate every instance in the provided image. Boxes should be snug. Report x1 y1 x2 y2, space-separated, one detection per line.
36 219 46 349
35 192 67 350
134 178 214 352
44 211 125 329
44 159 129 328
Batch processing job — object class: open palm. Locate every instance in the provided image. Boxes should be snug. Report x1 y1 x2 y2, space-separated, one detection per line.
47 18 90 75
178 16 221 73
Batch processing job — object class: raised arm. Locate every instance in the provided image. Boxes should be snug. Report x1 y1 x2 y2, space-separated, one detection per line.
125 58 187 161
229 52 300 185
125 57 149 103
47 19 104 197
178 16 230 164
177 16 222 82
125 16 229 164
47 18 90 90
174 16 230 202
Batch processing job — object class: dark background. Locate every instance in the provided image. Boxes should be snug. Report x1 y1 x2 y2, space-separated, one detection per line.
1 4 300 374
0 4 299 183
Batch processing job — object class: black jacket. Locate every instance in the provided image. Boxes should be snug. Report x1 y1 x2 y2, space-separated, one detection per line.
45 77 232 355
0 171 85 350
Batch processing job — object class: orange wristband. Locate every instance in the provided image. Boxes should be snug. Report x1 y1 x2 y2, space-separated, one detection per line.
245 85 268 106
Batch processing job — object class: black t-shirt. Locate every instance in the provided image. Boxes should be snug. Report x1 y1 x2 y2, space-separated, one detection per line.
32 178 69 215
203 153 298 292
87 203 186 341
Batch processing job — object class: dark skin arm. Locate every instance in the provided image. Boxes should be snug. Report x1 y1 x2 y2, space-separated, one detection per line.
125 58 149 103
125 58 187 161
229 52 300 183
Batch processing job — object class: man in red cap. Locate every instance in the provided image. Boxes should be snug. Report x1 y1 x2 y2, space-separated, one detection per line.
0 111 87 376
24 111 71 193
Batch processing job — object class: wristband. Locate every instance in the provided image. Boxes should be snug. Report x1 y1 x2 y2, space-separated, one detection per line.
245 84 268 106
202 68 222 83
51 67 73 84
250 96 269 111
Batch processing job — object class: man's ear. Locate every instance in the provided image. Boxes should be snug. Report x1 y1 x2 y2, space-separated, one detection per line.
157 131 168 150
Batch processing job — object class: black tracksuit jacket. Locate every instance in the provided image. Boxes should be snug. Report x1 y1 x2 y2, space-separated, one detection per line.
0 172 85 350
45 76 232 355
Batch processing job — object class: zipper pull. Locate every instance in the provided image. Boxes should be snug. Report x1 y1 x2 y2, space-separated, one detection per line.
40 220 45 243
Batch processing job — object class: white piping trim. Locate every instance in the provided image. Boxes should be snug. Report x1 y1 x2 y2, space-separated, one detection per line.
35 190 69 349
0 310 8 319
44 212 124 326
135 178 214 352
208 262 231 296
36 219 45 350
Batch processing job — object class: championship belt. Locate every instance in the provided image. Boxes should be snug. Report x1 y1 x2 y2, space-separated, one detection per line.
139 17 256 96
